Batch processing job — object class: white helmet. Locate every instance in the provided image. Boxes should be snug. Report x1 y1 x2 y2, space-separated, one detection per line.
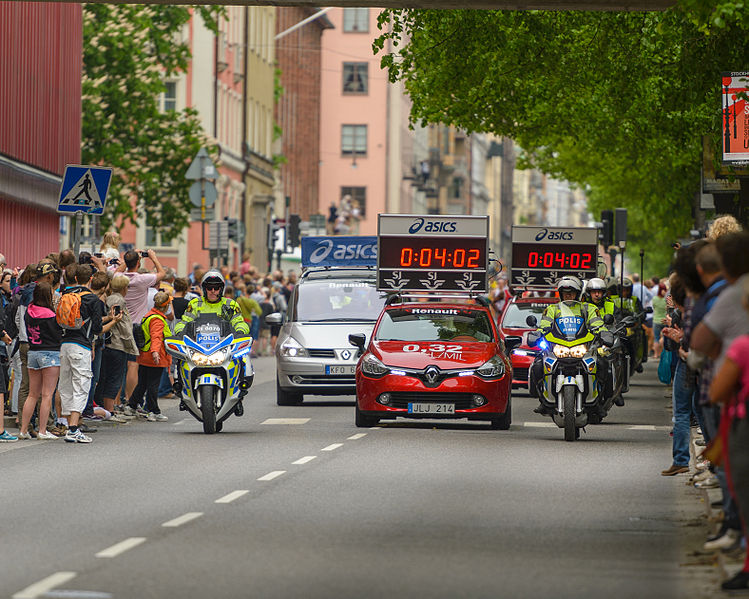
201 270 226 301
557 276 582 300
586 278 607 292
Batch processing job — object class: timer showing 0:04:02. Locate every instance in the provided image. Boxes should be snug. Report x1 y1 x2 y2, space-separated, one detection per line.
526 251 594 270
399 247 481 269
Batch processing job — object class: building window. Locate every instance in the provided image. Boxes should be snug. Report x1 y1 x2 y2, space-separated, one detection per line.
341 186 366 218
342 62 368 94
342 8 368 33
341 125 367 156
160 81 177 112
145 214 175 248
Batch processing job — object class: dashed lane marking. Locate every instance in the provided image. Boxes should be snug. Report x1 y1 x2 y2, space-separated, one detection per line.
347 433 367 440
257 470 286 481
629 425 657 431
162 512 203 528
370 426 382 430
261 418 310 425
95 537 147 558
12 571 77 599
215 490 249 504
321 443 343 452
522 422 557 428
292 456 317 465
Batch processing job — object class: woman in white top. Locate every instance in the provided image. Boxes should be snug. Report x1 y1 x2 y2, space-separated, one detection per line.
99 231 121 262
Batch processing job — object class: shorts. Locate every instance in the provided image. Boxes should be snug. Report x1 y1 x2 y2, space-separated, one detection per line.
27 350 61 370
97 347 129 399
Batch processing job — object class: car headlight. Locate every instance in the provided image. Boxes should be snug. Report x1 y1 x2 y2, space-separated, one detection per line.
553 345 571 358
279 337 309 358
569 344 588 358
361 353 389 377
476 356 506 379
189 347 230 366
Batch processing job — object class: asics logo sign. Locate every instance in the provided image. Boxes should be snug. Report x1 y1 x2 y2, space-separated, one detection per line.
535 228 574 241
409 218 457 234
309 240 377 264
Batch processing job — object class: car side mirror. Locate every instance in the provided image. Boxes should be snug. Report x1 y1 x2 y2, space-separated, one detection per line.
348 333 366 350
525 315 538 328
504 335 523 352
526 331 541 347
265 313 282 325
603 314 615 326
600 331 615 347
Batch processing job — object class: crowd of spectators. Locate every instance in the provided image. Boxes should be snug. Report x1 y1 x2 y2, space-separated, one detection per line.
0 235 296 445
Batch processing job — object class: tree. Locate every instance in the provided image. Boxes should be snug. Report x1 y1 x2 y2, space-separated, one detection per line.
82 4 223 242
374 4 749 274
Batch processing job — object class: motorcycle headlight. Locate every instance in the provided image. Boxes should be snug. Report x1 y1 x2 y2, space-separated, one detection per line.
361 353 389 377
569 344 588 358
189 347 230 366
553 345 571 358
476 356 506 379
279 337 309 358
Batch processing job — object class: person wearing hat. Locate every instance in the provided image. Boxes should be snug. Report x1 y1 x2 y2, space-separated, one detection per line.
174 270 248 337
125 291 172 421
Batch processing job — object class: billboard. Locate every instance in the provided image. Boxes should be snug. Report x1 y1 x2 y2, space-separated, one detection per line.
722 72 749 165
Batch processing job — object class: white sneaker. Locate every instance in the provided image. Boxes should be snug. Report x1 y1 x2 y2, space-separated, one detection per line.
704 528 742 552
122 405 137 417
146 412 168 422
695 475 720 489
17 431 33 440
107 414 129 423
37 430 60 440
64 429 93 444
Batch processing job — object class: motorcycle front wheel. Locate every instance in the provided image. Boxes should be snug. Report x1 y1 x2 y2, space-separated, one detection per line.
199 386 218 434
562 386 577 442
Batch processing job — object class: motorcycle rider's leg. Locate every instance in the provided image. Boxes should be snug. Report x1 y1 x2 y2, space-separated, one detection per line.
530 358 552 414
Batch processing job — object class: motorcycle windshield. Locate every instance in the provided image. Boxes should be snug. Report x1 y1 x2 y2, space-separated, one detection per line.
553 316 586 341
185 314 233 350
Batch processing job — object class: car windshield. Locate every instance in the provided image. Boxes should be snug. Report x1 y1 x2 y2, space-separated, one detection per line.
501 303 548 328
293 280 386 322
375 308 494 342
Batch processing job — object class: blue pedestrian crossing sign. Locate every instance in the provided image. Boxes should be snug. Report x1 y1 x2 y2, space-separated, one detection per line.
57 165 113 215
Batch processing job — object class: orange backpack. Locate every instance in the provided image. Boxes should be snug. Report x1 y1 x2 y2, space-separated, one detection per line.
56 290 92 330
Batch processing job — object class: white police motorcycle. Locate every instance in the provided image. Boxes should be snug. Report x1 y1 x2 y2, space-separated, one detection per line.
165 314 254 434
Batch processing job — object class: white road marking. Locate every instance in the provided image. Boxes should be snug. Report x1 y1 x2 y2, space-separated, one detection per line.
292 456 317 465
347 433 367 440
12 571 77 599
370 426 382 430
257 470 286 481
322 443 343 452
162 512 203 528
173 420 186 426
95 537 147 558
522 421 557 428
261 418 310 425
215 490 249 504
629 425 657 431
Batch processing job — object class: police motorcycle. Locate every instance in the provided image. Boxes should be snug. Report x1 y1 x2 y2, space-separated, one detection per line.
164 314 254 434
607 278 649 377
527 310 615 442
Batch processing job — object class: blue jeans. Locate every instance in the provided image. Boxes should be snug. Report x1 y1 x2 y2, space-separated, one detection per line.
672 360 695 467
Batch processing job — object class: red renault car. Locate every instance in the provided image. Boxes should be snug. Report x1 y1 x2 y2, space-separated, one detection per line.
349 297 518 429
497 295 557 390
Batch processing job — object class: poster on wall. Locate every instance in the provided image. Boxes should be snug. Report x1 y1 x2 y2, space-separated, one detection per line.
722 72 749 165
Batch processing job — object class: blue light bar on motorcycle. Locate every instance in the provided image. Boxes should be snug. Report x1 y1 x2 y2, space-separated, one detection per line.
539 339 549 350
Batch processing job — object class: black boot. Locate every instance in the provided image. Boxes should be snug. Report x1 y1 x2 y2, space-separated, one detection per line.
721 570 749 590
614 394 625 407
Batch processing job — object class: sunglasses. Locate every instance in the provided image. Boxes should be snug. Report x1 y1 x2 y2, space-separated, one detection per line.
204 284 222 291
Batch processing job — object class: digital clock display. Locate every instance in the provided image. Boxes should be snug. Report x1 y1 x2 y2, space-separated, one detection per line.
512 243 596 271
379 236 487 270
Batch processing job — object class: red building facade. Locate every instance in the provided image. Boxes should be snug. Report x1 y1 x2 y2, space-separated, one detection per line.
0 1 82 267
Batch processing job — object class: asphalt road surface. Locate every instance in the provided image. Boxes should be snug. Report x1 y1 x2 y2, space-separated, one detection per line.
3 359 702 599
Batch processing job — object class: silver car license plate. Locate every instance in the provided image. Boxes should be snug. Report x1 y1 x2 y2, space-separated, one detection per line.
326 365 356 375
408 403 455 414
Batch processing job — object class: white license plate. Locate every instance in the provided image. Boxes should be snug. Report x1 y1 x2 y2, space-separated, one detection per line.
407 403 456 415
326 365 356 375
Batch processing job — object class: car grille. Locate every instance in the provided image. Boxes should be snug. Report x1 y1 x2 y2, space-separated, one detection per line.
307 349 337 358
386 392 476 410
293 374 354 385
513 367 529 381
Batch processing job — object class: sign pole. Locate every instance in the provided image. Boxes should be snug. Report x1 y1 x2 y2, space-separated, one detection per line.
73 212 82 258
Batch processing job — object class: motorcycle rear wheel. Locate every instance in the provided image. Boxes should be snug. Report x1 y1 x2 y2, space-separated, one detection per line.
563 386 577 442
199 386 218 435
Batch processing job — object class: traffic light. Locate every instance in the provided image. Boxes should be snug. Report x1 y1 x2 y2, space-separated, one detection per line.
600 210 613 247
288 214 301 249
225 217 239 241
615 208 628 246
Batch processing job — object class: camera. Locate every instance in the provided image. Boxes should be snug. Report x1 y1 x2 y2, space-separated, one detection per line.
108 258 120 266
94 252 103 258
140 250 149 258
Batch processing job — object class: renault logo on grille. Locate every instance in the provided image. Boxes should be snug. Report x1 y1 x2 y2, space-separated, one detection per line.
424 366 440 384
341 350 351 360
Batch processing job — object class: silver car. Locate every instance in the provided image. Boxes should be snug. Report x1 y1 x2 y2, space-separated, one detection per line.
268 269 387 405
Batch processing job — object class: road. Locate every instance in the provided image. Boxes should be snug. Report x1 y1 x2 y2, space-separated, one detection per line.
3 359 703 599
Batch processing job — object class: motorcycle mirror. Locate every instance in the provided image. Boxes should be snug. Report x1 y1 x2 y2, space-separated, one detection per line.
600 331 615 347
504 336 523 352
265 312 282 325
526 315 538 328
603 314 615 326
526 331 541 346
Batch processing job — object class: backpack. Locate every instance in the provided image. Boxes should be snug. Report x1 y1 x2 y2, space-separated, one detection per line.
134 313 169 352
56 289 92 330
2 293 21 339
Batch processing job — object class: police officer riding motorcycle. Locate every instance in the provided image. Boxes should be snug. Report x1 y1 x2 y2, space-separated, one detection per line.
527 277 615 441
612 277 648 375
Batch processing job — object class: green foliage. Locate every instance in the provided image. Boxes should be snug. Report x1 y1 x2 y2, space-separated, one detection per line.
374 5 749 275
82 4 223 242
